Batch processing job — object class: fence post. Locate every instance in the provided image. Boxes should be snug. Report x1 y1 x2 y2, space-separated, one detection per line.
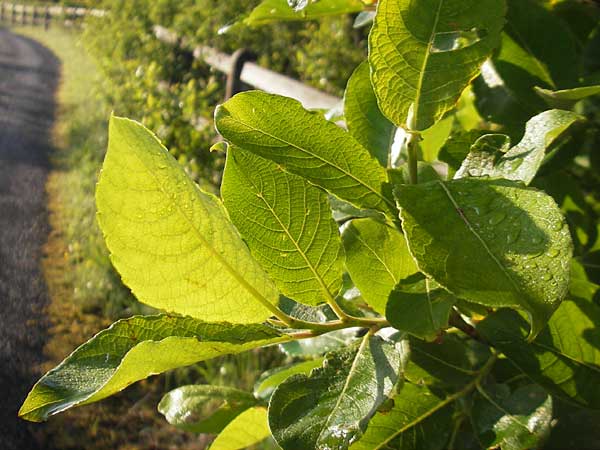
1 3 5 22
11 3 16 24
225 49 255 101
44 5 49 30
21 4 25 25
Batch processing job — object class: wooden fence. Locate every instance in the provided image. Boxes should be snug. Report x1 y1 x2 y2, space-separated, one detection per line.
0 3 341 109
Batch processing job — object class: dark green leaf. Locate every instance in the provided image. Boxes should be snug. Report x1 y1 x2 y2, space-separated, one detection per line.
477 301 600 409
396 178 573 338
215 92 395 214
342 218 418 314
535 85 600 109
158 385 258 433
386 274 455 341
369 0 505 130
269 334 405 449
473 383 553 450
350 382 454 450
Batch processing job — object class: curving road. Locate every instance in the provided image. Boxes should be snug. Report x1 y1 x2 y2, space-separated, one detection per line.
0 27 58 449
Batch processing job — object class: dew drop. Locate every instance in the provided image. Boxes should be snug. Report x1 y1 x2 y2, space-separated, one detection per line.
488 211 506 226
506 229 520 244
541 272 553 281
546 248 560 258
430 28 487 53
550 219 564 232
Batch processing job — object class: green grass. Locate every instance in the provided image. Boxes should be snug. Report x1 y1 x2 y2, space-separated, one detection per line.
14 25 139 318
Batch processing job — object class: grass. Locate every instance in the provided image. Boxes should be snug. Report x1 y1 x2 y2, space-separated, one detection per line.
12 24 285 450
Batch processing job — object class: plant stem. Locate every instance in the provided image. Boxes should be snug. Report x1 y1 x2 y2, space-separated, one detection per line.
405 131 422 184
449 309 488 345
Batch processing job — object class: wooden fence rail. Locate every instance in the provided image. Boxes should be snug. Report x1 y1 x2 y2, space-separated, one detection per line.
0 3 341 110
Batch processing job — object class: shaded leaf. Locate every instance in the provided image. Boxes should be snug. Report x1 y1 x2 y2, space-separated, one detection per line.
269 334 405 449
473 384 553 450
215 92 395 214
386 274 455 341
439 130 488 175
158 385 258 433
19 316 287 422
369 0 505 130
96 116 279 322
395 178 572 338
280 327 361 357
477 302 600 409
210 406 271 450
344 61 396 167
222 148 344 306
350 382 454 450
455 110 583 184
342 218 418 315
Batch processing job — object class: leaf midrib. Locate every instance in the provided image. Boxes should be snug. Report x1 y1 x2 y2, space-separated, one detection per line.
223 113 394 211
411 0 444 129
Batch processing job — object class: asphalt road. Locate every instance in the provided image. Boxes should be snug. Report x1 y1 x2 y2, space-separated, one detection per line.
0 27 58 449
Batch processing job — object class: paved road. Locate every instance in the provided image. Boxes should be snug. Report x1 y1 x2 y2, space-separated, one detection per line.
0 27 58 449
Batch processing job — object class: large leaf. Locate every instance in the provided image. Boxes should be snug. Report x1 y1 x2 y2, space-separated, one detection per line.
96 116 279 323
222 148 344 306
455 110 583 184
246 0 365 26
342 218 418 314
344 61 396 167
473 383 553 450
19 316 288 422
210 406 271 450
215 92 394 214
396 178 572 338
349 382 454 450
158 385 258 433
477 301 600 409
386 274 455 341
368 0 505 130
269 334 405 449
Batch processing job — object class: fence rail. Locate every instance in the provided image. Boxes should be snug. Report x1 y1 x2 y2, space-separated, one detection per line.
1 3 341 110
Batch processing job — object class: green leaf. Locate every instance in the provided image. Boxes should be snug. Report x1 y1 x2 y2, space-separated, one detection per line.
368 0 505 130
439 130 488 175
210 406 271 450
405 333 491 388
386 274 455 341
342 218 418 314
535 85 600 109
215 92 395 214
246 0 365 26
477 301 600 409
350 382 454 450
269 334 405 449
473 384 553 450
19 316 288 422
395 178 573 338
254 359 323 400
96 116 279 323
455 110 583 184
158 385 258 433
344 61 396 167
221 148 344 306
420 116 455 162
